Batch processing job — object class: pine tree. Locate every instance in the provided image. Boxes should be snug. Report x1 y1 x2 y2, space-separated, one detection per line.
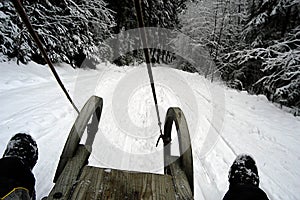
0 0 115 67
0 1 31 63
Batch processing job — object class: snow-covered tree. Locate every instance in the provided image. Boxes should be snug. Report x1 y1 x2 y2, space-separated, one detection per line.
0 1 31 63
220 0 300 109
106 0 189 65
0 0 115 67
243 0 300 47
174 0 299 110
254 26 300 108
171 0 246 76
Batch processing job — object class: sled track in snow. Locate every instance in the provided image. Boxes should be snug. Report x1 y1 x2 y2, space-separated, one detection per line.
0 97 60 126
204 117 237 156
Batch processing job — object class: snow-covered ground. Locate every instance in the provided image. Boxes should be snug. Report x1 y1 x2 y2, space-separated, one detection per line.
0 61 299 200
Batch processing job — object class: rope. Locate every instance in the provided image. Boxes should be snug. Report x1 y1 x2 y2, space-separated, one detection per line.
12 0 80 114
133 0 164 147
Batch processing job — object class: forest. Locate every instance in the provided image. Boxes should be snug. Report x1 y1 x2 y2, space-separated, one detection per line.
0 0 299 112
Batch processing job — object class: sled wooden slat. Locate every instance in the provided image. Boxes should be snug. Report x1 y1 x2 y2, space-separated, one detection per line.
46 145 90 200
46 157 193 200
70 166 176 200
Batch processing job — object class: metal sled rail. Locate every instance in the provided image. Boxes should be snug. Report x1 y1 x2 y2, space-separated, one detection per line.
44 96 193 200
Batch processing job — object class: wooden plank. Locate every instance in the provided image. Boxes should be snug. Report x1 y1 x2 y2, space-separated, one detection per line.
46 145 90 200
70 166 176 200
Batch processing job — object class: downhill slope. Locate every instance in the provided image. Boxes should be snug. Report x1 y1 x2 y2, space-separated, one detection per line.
0 61 299 200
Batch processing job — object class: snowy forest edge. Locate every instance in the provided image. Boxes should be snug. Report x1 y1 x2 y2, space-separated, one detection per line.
0 0 299 114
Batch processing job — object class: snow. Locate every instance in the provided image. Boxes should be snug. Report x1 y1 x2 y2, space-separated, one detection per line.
0 61 300 200
0 10 8 19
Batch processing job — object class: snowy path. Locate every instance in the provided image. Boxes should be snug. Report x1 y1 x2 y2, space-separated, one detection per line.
0 62 300 199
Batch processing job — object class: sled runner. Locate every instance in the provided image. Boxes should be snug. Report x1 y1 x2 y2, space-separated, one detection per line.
44 95 194 200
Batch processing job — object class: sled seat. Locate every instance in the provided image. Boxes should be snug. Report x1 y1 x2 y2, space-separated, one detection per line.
45 145 192 200
71 165 175 199
72 156 194 199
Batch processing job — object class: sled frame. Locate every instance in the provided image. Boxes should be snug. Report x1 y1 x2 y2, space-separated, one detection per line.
45 96 193 200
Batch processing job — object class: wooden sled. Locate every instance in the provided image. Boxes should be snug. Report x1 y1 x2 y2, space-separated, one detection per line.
44 95 194 200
